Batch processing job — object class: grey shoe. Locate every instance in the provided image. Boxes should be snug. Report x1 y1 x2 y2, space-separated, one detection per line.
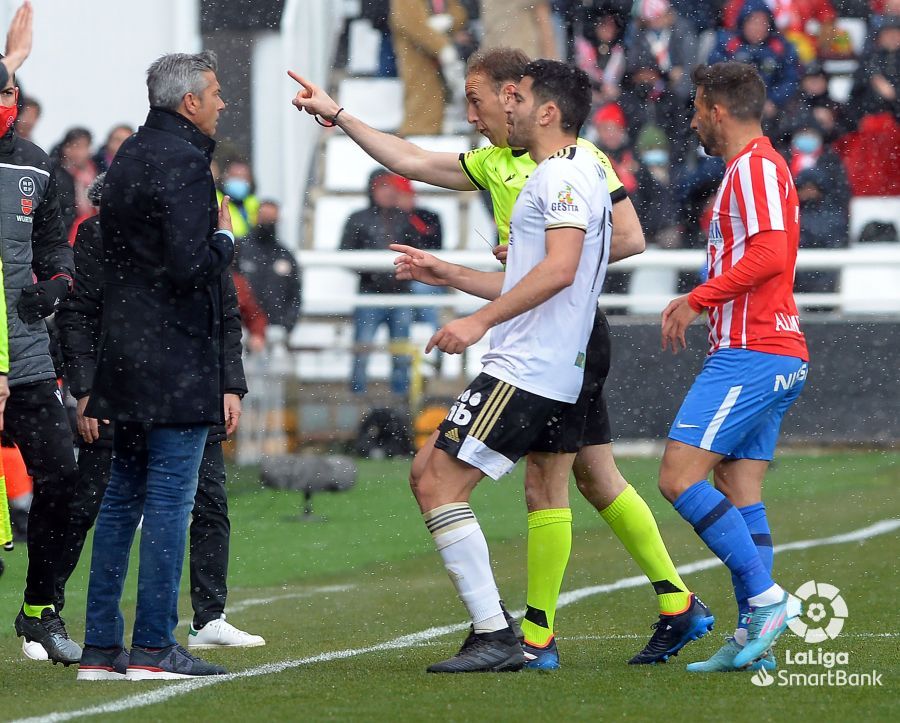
77 645 129 680
15 607 82 666
427 627 525 673
127 644 228 680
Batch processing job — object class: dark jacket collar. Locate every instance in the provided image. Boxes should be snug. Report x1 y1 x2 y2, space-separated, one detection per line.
0 126 16 156
144 107 216 159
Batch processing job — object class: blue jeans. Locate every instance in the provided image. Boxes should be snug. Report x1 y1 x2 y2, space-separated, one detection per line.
84 422 209 648
351 305 412 395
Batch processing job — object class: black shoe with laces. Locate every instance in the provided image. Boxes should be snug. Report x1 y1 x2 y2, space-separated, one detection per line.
628 594 716 664
127 643 228 680
427 626 525 673
15 606 82 666
459 600 523 653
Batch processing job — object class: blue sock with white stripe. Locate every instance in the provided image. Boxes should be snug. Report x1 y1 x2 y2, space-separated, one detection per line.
673 481 774 600
732 502 774 630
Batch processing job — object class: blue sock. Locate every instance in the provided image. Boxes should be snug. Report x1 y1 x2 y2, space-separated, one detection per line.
673 481 774 600
733 502 774 628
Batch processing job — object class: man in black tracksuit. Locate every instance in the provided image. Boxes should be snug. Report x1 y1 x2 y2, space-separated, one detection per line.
55 196 265 649
0 55 82 665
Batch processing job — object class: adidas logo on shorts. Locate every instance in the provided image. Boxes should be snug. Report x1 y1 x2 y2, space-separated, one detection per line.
445 428 460 443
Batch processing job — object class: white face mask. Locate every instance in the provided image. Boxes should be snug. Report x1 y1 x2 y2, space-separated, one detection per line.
641 149 669 166
792 133 822 154
223 177 251 201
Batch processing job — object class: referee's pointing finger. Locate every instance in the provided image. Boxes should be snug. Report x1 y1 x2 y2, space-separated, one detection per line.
287 70 312 90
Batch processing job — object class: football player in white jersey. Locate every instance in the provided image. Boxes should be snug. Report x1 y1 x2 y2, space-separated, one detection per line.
391 60 613 673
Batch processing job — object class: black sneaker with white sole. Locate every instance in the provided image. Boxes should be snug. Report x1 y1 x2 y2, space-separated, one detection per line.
628 594 716 664
127 644 228 680
15 607 82 666
427 626 525 673
77 646 129 680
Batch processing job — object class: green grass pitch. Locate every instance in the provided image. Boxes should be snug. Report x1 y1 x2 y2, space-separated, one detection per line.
0 450 897 721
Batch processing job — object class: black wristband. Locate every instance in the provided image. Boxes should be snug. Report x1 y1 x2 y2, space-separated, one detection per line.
315 107 345 128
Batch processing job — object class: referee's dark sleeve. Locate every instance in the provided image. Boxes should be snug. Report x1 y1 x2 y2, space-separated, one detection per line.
610 187 628 204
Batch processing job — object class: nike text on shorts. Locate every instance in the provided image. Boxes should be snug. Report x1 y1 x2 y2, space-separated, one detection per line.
669 349 808 460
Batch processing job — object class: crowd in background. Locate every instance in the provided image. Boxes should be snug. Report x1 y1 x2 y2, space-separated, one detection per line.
360 0 900 291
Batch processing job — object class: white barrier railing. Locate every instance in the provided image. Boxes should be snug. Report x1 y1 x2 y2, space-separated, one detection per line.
295 247 900 314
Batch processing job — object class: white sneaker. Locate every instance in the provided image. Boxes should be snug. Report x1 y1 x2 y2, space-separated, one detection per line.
22 638 50 661
187 615 265 648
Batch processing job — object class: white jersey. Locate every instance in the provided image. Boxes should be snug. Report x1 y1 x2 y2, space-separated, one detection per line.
481 145 612 403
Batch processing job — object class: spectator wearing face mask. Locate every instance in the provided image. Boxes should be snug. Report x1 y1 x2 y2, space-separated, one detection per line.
787 120 849 294
632 125 681 249
787 118 849 199
777 61 849 149
237 200 302 336
216 159 259 238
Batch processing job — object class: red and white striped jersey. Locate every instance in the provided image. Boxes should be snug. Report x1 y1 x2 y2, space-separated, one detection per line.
694 137 809 360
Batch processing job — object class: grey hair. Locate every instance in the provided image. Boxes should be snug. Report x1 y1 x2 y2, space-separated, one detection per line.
87 172 106 207
146 50 218 111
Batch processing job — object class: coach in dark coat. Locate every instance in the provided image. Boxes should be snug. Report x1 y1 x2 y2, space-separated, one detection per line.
82 51 236 678
86 105 234 423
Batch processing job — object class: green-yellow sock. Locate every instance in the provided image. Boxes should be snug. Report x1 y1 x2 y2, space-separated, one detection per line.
23 603 54 618
600 484 691 615
521 508 572 647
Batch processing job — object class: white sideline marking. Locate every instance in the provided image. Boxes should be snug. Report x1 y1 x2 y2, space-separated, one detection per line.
409 630 900 648
562 633 900 641
175 585 354 628
15 518 899 723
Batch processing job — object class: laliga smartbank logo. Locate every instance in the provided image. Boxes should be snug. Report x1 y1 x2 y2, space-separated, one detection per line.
750 581 883 688
787 580 847 642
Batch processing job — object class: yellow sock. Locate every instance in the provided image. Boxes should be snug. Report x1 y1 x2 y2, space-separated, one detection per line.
23 603 54 618
521 508 572 647
600 484 691 615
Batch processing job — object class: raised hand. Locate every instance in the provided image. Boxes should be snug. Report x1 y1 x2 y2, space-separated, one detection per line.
3 1 33 74
288 70 341 120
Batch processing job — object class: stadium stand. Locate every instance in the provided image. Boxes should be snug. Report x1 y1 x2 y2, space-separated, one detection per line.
230 2 900 458
842 196 900 312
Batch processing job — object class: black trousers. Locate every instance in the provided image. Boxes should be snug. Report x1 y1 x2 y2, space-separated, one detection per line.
5 379 79 606
56 440 230 628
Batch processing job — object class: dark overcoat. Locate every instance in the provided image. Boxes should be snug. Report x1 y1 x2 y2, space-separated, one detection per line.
86 108 234 424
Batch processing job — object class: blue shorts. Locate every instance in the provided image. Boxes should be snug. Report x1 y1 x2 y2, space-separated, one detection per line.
669 349 808 461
